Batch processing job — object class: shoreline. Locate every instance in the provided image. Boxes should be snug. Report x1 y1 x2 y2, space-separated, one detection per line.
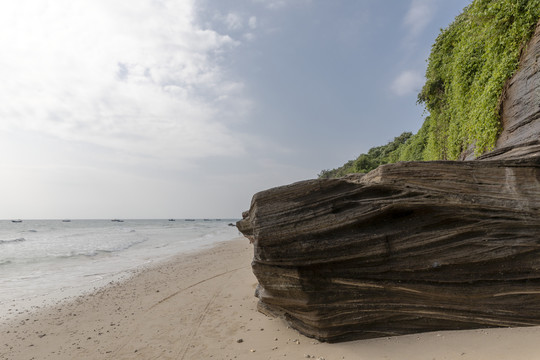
0 219 239 323
2 237 540 359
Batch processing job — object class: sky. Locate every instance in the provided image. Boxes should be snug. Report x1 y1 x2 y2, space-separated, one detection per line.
0 0 471 219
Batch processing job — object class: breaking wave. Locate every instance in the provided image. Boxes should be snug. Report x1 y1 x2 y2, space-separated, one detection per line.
0 238 26 245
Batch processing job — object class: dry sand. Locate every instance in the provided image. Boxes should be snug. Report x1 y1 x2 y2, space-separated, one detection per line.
2 237 540 360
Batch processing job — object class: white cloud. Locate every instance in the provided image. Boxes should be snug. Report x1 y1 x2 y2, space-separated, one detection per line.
391 70 424 96
0 0 249 166
253 0 286 10
225 12 243 30
244 33 256 41
248 16 258 29
252 0 311 10
404 0 435 38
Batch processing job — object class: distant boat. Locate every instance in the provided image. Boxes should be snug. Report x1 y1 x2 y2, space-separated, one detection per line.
203 219 211 221
111 219 124 222
62 220 71 222
168 219 176 221
11 220 22 223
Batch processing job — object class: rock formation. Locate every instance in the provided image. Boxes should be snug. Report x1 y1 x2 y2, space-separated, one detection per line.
237 21 540 343
238 159 540 341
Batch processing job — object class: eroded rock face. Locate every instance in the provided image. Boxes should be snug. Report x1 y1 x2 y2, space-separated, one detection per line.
497 21 540 152
469 21 540 161
237 19 540 343
237 158 540 342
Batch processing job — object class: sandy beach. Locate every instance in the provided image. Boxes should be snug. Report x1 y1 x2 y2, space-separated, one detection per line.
2 237 540 360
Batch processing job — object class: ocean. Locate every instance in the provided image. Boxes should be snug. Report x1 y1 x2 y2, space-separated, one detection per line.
0 219 241 320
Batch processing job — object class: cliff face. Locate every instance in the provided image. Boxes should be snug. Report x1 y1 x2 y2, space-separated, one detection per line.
237 18 540 343
497 21 540 151
474 21 540 161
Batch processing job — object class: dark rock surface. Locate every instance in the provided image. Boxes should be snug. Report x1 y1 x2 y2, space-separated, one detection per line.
236 20 540 342
237 159 540 342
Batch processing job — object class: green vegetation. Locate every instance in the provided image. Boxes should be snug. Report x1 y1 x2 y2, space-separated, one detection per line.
418 0 540 160
320 0 540 178
318 132 413 178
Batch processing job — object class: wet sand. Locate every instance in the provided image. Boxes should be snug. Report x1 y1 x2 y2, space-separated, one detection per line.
2 237 540 359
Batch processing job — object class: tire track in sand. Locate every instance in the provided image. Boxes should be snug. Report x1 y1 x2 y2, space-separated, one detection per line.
149 266 247 311
109 266 247 358
175 275 226 360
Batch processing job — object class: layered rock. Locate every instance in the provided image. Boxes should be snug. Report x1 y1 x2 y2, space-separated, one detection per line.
237 19 540 342
237 158 540 341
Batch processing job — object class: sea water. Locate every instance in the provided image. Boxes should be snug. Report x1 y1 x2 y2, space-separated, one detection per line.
0 219 240 320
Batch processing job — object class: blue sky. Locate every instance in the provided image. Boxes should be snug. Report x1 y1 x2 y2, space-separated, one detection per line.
0 0 471 219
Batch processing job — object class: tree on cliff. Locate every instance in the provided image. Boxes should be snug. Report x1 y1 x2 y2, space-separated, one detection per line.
318 132 413 178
